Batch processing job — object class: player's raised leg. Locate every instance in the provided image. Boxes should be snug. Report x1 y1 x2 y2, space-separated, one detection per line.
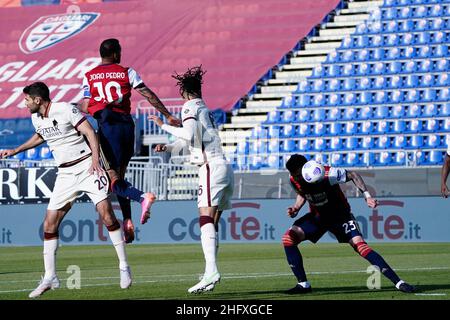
349 236 415 293
29 204 71 298
282 225 312 294
96 198 132 289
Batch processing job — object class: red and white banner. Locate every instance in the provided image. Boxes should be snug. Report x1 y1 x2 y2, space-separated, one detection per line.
0 0 339 118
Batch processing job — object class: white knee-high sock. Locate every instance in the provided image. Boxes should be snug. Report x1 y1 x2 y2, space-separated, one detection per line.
108 229 129 270
201 223 218 276
43 239 58 280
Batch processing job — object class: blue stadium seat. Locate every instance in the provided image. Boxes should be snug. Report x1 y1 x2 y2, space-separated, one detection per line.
423 104 438 117
298 94 311 107
298 123 310 137
437 73 449 86
392 120 406 133
342 64 354 76
359 91 372 105
358 77 370 90
425 134 441 148
283 139 297 153
431 18 444 30
344 78 357 90
312 79 325 92
361 136 375 149
328 93 341 106
358 49 369 61
268 140 280 153
268 126 281 138
389 75 402 89
390 90 404 103
393 135 407 148
384 7 397 19
326 51 339 63
400 20 414 32
427 150 444 165
281 110 296 123
357 63 370 76
296 80 310 93
414 151 426 165
343 107 357 120
386 34 399 46
399 7 411 19
408 119 423 133
401 33 414 46
374 105 389 119
424 119 439 132
360 121 374 134
328 79 340 91
312 94 325 107
385 20 397 32
38 146 52 160
313 122 326 136
298 138 310 152
314 153 328 165
391 105 405 118
281 125 295 138
361 152 375 166
377 152 392 166
257 140 268 154
345 152 360 167
267 155 281 169
330 137 343 151
330 153 344 166
312 65 324 77
341 36 353 49
420 59 432 72
312 108 326 122
344 122 357 135
237 141 248 154
435 59 448 72
404 60 417 73
327 65 340 77
430 4 443 16
405 74 419 87
266 111 280 123
343 93 356 106
297 109 310 122
374 76 386 89
359 106 372 120
12 152 25 161
280 96 294 108
345 137 359 150
251 126 267 139
439 103 450 117
248 141 258 154
409 135 424 148
432 31 445 44
312 138 326 152
418 46 431 59
438 88 450 101
403 46 416 59
376 136 391 149
393 152 407 166
328 122 342 135
327 108 341 121
388 61 401 74
341 50 354 62
423 89 436 102
405 89 419 103
249 156 262 170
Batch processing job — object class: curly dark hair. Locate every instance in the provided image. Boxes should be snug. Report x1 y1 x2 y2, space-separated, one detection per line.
172 65 206 98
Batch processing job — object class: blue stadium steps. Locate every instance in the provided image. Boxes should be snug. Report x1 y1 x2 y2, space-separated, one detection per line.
230 0 450 171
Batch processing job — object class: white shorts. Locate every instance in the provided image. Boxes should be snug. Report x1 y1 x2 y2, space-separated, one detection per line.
197 160 234 211
48 156 109 210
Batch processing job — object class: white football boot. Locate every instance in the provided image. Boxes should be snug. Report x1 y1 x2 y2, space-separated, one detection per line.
120 266 132 289
188 272 220 294
29 275 60 298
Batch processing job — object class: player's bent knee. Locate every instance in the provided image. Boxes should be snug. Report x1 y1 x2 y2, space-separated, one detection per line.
353 241 373 258
282 229 302 247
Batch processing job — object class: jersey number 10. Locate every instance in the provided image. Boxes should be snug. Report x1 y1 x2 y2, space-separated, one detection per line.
93 81 123 104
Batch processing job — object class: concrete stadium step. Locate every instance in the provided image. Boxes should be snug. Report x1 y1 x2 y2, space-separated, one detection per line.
260 85 297 94
275 70 312 80
222 145 238 154
237 107 276 114
266 78 307 85
304 41 342 50
223 122 258 130
246 99 281 108
251 92 291 99
295 48 334 56
333 14 370 23
290 55 327 65
318 27 356 37
231 115 268 124
347 0 383 10
282 62 318 71
220 131 252 144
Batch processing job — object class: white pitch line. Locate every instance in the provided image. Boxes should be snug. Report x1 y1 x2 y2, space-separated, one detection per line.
0 266 449 294
415 293 447 296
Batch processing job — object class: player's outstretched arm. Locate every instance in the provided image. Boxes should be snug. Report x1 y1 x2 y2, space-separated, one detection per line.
0 133 44 159
441 154 450 198
287 193 306 218
76 120 104 175
346 170 378 208
135 84 181 126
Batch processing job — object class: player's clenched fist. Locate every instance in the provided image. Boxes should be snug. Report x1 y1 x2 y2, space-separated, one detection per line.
0 149 16 159
287 206 300 218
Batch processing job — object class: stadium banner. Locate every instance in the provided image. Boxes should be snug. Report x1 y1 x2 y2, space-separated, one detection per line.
0 197 449 246
0 0 340 118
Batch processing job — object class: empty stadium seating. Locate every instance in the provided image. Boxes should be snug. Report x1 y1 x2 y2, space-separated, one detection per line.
232 0 450 171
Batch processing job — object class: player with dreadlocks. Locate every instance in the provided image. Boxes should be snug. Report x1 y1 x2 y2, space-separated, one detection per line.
148 66 234 294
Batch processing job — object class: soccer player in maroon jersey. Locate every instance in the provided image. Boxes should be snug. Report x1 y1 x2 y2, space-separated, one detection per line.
282 154 415 294
79 39 181 243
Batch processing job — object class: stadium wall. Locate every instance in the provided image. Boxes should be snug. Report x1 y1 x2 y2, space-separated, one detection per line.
1 197 449 246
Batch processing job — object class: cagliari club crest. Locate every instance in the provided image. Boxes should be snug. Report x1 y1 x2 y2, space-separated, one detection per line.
19 12 100 54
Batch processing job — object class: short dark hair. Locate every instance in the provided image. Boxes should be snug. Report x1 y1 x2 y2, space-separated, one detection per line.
100 38 121 58
172 65 206 98
23 82 50 101
286 154 308 173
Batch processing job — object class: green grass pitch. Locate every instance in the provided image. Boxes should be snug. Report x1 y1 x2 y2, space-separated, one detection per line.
0 243 449 300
